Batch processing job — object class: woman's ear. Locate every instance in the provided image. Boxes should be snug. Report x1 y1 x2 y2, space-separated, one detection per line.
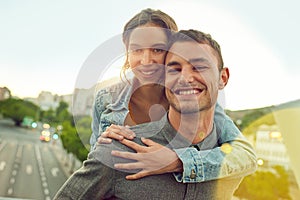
219 67 230 89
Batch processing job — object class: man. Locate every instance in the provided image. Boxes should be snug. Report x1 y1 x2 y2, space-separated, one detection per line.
54 29 256 200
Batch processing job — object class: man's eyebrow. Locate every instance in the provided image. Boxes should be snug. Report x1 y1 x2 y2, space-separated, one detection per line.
188 57 210 63
166 61 180 67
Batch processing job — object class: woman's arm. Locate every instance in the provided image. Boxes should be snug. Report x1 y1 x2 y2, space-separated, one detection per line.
109 103 257 182
173 133 257 183
90 89 113 151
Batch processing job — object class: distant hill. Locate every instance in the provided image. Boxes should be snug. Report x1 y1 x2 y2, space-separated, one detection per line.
226 99 300 122
273 99 300 110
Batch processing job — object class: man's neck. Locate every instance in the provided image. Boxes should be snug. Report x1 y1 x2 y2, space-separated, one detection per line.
168 107 214 144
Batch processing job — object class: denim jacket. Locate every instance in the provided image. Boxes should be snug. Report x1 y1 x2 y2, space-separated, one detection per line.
90 79 257 183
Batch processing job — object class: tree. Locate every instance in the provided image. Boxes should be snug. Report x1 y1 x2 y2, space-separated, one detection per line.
235 166 291 199
60 120 89 162
0 98 39 126
56 101 71 122
40 108 56 124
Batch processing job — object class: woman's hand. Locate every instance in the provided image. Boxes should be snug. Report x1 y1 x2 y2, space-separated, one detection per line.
98 124 136 144
111 137 183 180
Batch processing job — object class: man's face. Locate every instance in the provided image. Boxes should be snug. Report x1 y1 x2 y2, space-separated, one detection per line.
165 41 228 114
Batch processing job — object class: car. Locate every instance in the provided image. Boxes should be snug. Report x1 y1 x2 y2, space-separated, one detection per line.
40 129 51 142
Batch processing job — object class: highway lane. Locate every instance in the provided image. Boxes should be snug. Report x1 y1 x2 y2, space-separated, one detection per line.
0 119 68 199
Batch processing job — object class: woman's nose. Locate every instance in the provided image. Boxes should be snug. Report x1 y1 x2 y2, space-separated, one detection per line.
140 49 153 65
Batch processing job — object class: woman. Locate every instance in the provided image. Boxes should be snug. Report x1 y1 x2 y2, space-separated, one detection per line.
90 8 256 182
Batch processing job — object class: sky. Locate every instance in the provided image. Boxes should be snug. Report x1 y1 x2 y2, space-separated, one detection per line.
0 0 299 111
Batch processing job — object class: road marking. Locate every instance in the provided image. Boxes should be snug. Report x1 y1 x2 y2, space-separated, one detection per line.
51 167 59 177
7 188 13 195
12 169 17 176
10 178 15 184
35 144 51 199
0 161 6 171
45 196 51 200
44 188 49 195
26 165 33 175
0 141 7 152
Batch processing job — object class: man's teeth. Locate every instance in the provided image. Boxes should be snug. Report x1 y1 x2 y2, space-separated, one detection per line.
178 89 199 95
141 70 155 75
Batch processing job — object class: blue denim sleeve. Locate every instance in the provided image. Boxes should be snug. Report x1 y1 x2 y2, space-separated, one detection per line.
173 103 257 183
90 89 109 151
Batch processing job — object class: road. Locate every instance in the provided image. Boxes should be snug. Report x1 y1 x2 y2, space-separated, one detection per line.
0 119 69 200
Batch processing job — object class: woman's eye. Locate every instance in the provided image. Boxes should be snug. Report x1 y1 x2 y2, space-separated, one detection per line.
133 49 142 53
153 48 165 53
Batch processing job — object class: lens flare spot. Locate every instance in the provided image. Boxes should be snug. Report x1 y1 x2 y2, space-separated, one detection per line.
221 143 232 154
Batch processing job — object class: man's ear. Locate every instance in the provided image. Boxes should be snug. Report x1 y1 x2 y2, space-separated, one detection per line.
218 67 229 89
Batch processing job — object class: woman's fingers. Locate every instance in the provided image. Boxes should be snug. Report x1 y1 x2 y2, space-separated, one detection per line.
114 162 143 170
105 125 136 140
119 139 146 152
141 137 157 147
111 150 139 160
98 130 124 142
125 170 151 180
98 137 112 144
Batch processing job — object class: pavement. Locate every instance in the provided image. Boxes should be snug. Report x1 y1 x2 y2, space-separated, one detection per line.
50 139 82 178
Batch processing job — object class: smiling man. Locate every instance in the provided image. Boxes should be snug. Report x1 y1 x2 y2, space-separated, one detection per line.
164 29 230 144
54 29 256 200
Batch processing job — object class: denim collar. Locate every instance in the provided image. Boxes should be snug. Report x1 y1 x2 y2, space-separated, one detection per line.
106 79 134 111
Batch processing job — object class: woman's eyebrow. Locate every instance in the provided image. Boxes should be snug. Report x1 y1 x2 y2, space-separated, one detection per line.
129 43 167 49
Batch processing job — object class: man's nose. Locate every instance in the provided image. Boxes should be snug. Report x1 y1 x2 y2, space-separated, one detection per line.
179 68 194 84
140 49 153 65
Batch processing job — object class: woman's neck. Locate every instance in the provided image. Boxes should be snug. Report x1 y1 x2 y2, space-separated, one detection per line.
127 82 169 124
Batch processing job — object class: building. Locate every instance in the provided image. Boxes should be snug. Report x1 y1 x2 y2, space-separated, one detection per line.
0 87 11 100
25 91 73 112
255 124 290 169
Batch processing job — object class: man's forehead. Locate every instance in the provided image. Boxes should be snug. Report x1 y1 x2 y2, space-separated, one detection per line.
167 41 215 61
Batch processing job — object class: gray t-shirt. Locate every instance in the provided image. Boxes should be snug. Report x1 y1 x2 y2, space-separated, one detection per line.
54 115 242 200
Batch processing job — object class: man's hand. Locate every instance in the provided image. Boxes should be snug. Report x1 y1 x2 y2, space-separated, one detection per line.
111 137 183 180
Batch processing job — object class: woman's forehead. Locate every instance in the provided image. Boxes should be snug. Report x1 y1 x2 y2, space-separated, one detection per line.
128 26 168 48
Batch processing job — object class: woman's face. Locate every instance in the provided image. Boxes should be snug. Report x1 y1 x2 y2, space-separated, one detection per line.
127 23 168 85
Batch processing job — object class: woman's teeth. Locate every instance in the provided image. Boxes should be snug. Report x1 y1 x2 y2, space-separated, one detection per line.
141 70 155 75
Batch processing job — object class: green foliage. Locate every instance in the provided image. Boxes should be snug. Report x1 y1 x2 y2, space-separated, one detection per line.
235 166 291 200
242 112 276 135
239 108 271 131
60 119 90 162
74 115 92 150
40 101 72 125
40 108 56 124
0 98 39 126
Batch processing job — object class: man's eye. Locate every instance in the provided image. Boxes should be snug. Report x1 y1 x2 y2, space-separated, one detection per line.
167 68 181 73
193 66 208 71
